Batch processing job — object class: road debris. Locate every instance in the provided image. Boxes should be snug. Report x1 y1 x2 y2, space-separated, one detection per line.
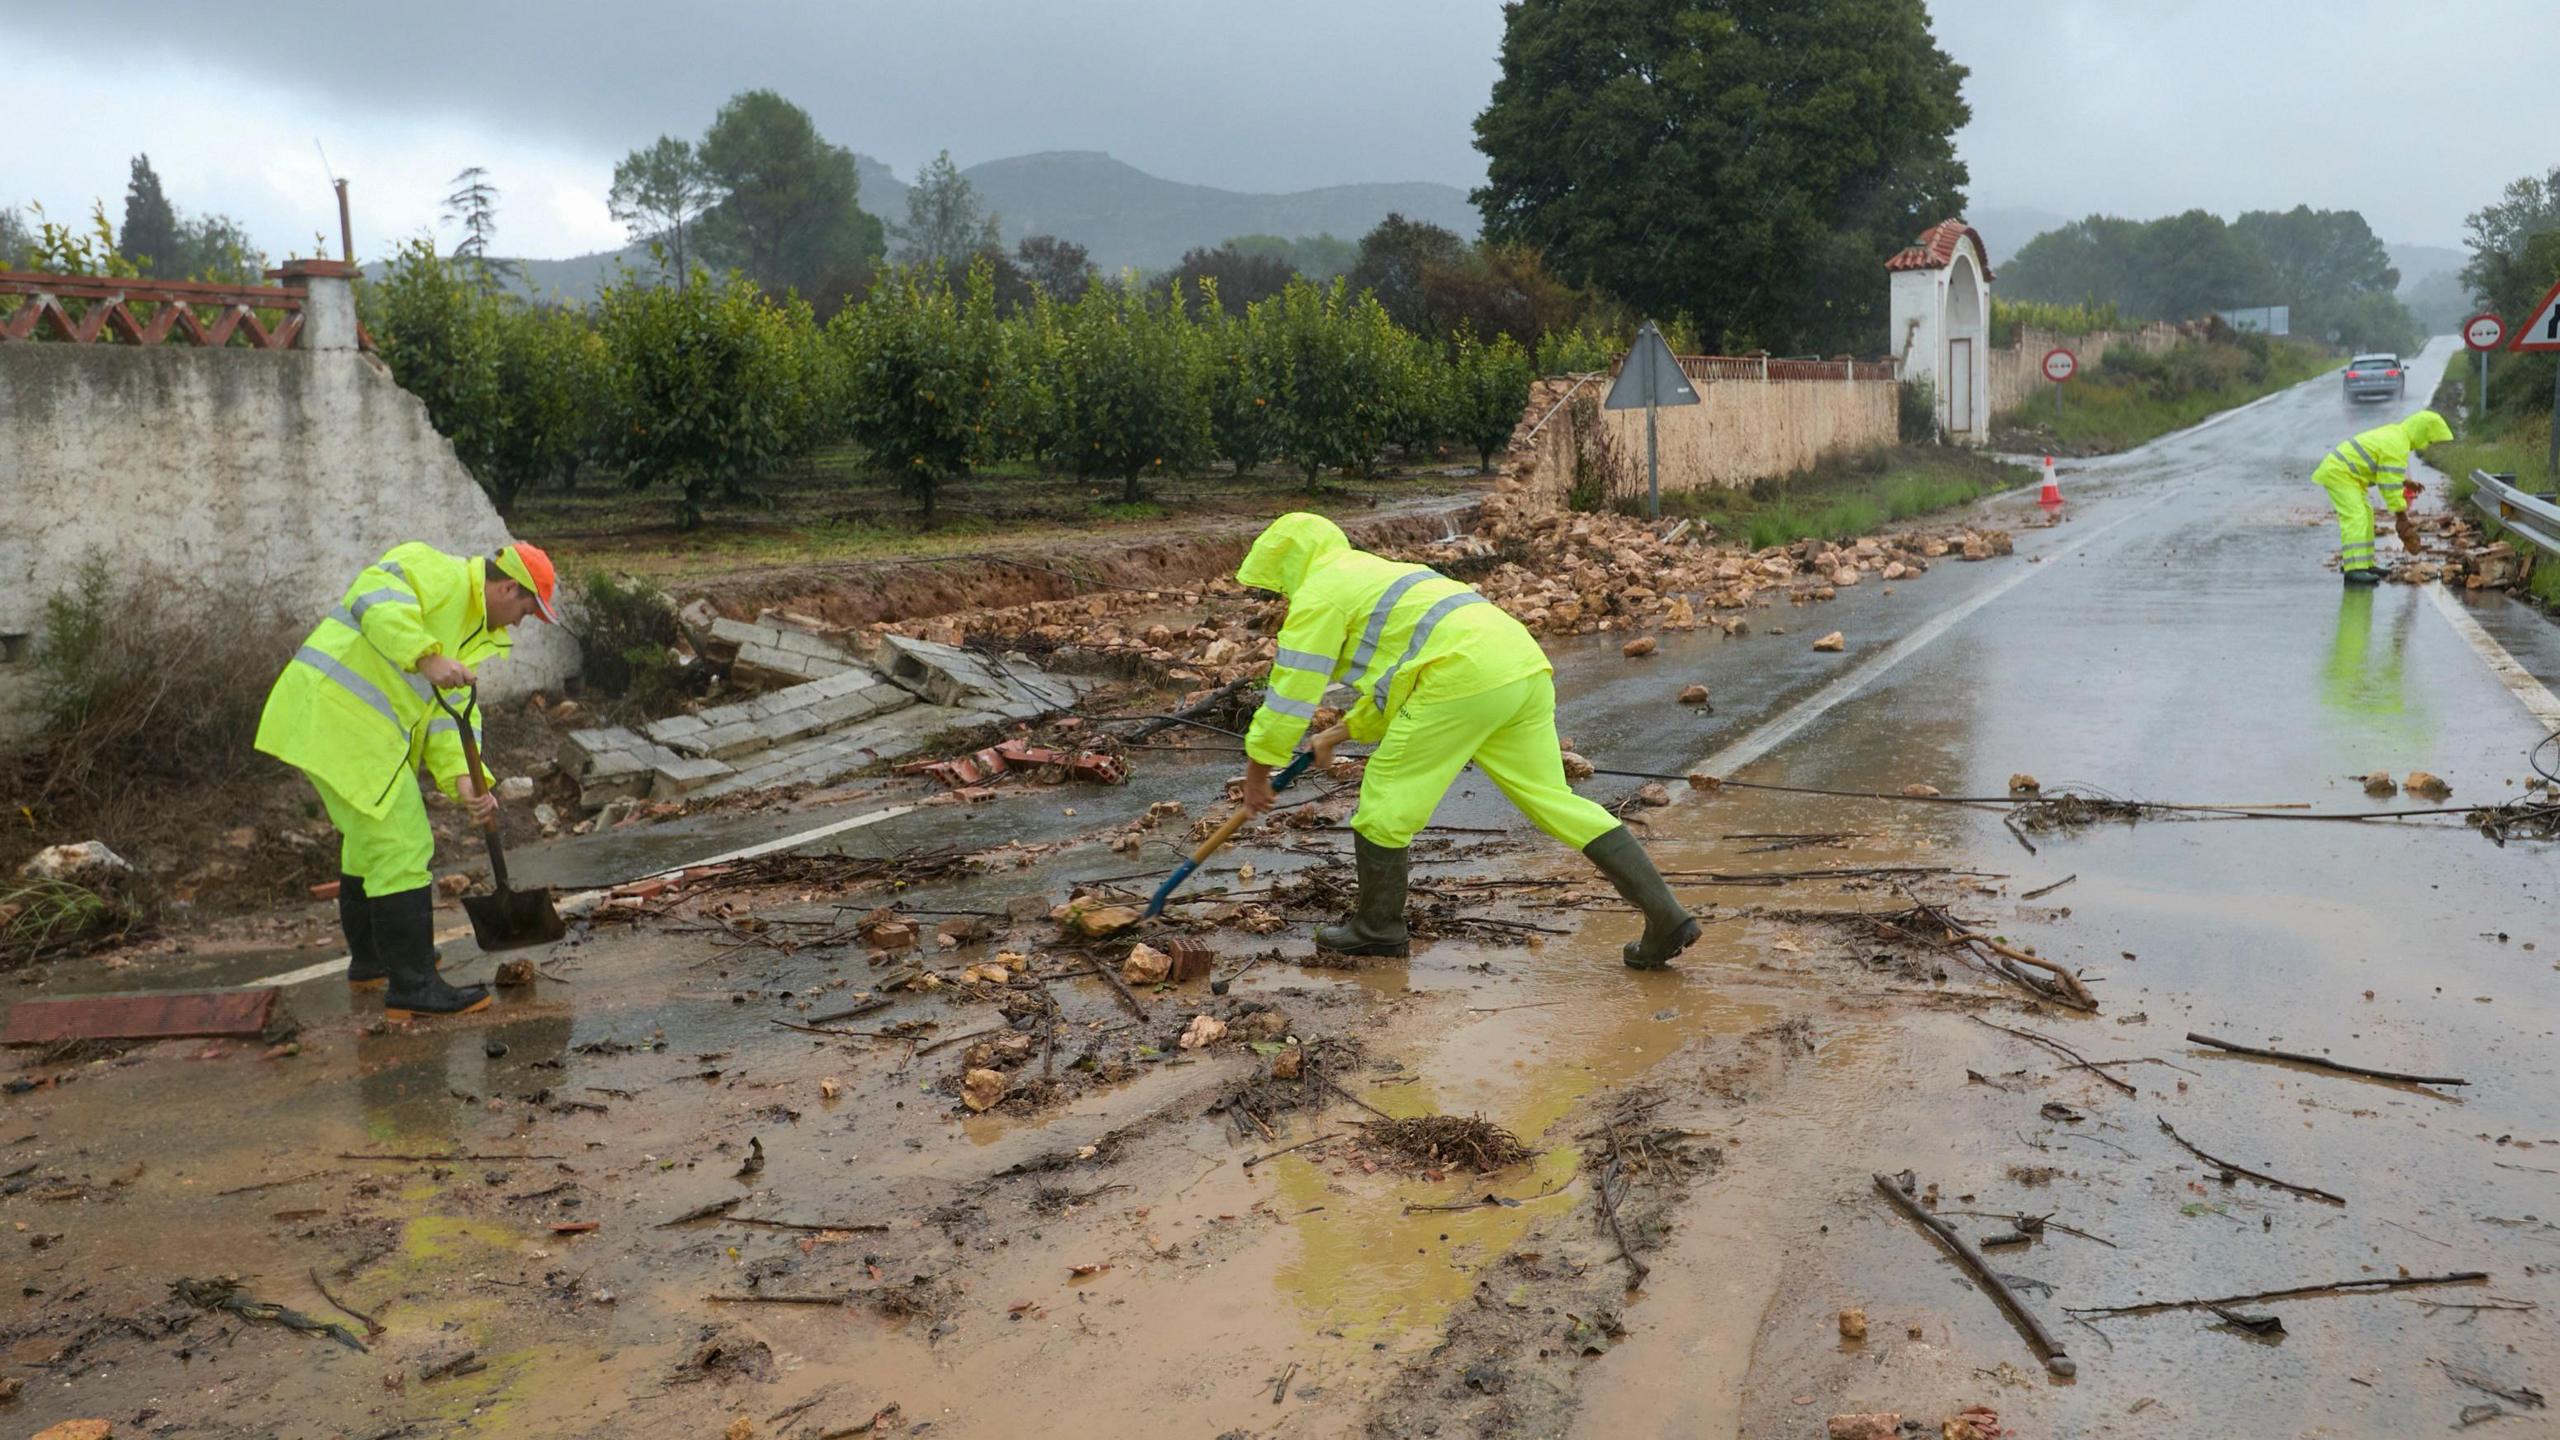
2186 1030 2468 1087
170 1275 367 1352
2069 1272 2490 1321
1873 1171 2075 1377
1354 1115 1532 1172
2156 1115 2348 1205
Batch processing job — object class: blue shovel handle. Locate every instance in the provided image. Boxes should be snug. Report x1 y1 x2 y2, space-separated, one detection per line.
1142 749 1320 918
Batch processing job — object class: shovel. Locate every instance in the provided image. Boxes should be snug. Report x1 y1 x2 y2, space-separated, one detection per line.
1144 724 1348 920
431 685 566 952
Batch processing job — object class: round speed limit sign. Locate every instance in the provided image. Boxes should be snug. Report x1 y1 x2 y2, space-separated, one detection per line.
2463 312 2505 350
2041 347 2078 383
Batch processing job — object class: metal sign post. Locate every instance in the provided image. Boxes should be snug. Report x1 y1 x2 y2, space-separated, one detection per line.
1603 321 1700 519
2462 312 2505 425
2041 347 2077 423
2507 281 2560 478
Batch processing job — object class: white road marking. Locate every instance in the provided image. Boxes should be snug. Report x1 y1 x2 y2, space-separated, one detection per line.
2421 584 2560 727
1697 488 2181 779
239 803 922 991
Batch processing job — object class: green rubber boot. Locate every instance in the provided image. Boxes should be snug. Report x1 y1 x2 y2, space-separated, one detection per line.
1314 835 1411 957
1583 825 1701 970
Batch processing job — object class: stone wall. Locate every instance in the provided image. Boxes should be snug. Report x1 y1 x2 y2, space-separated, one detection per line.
1987 322 2186 419
1488 361 1900 521
0 292 575 737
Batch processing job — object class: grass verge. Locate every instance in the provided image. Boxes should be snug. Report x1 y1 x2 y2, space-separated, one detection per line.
1993 334 2336 454
1654 446 2033 549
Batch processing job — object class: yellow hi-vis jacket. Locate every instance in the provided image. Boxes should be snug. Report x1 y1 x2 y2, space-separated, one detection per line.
255 543 510 818
2317 410 2453 513
1235 513 1550 765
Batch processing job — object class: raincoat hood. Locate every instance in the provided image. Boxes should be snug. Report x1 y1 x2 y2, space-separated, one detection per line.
1236 513 1350 597
2401 410 2453 449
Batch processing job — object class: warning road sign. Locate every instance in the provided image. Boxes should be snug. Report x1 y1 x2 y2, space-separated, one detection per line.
2510 278 2560 352
1603 322 1699 410
2462 313 2505 351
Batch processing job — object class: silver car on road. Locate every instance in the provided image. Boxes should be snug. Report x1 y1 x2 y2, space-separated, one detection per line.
2342 352 2405 403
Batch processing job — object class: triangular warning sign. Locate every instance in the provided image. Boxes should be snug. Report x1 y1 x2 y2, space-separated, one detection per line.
1603 321 1700 410
2510 275 2560 352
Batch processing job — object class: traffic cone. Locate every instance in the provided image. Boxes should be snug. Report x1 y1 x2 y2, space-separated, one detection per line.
2037 456 2063 511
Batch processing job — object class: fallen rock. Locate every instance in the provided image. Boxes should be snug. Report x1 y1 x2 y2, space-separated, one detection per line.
496 775 536 803
1902 783 1942 798
2405 771 2452 799
34 1425 113 1440
491 958 537 988
1122 943 1172 985
1636 782 1672 807
2362 771 2398 797
1678 684 1710 705
1620 635 1658 658
1271 1045 1304 1080
1559 751 1596 782
1062 901 1142 940
962 1068 1006 1112
1827 1415 1899 1440
18 841 132 884
1178 1014 1228 1050
1838 1306 1868 1340
2009 773 2040 794
819 1076 843 1100
436 873 471 899
1813 631 1845 652
934 915 992 950
1686 772 1722 792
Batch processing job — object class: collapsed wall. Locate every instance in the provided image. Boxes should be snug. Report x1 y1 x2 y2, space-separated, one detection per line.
0 265 574 739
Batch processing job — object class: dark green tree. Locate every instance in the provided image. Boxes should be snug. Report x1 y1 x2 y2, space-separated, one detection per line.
1345 213 1466 333
2460 166 2560 321
610 136 713 284
894 150 1002 270
121 155 179 278
442 167 500 262
1014 234 1095 302
1172 242 1296 316
1472 0 1969 355
697 89 886 298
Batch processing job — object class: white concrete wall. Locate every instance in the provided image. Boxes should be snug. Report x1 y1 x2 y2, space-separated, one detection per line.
0 337 575 737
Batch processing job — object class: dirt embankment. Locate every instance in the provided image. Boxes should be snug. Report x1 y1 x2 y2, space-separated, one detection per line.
681 504 1478 627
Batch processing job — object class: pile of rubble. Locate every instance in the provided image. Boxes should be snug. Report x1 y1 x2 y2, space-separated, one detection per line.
1432 508 2010 637
2392 510 2538 590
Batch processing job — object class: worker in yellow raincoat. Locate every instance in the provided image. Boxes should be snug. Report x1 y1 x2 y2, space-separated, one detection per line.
256 542 561 1019
2315 410 2451 583
1234 514 1699 967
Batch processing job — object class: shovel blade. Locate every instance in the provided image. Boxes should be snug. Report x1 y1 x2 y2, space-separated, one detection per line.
462 886 566 952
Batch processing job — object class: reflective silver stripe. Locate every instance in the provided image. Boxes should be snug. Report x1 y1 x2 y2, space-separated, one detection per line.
1347 569 1439 678
378 559 409 583
2348 438 2378 474
1370 593 1485 710
346 587 415 624
292 646 408 738
1259 693 1320 720
427 717 481 739
2374 463 2406 475
1272 645 1337 676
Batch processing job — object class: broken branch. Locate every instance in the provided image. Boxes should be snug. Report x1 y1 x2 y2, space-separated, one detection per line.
1965 1015 2137 1097
2069 1272 2489 1319
1872 1172 2075 1377
2156 1116 2347 1205
2185 1032 2467 1087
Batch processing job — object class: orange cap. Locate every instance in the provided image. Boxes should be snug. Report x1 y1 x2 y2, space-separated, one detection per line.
493 543 560 623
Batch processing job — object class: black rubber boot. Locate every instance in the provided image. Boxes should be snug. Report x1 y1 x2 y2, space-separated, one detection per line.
2342 566 2388 586
339 874 387 990
1314 835 1411 957
1583 825 1701 970
375 886 492 1021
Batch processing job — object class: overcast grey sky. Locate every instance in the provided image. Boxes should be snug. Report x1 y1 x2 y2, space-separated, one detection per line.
4 1 2550 263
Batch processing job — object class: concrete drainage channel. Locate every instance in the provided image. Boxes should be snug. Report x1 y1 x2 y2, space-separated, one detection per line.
557 618 1095 809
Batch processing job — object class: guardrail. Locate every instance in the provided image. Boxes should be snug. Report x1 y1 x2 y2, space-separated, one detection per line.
2470 468 2560 558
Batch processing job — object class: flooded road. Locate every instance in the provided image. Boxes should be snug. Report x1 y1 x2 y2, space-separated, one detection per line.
7 339 2558 1438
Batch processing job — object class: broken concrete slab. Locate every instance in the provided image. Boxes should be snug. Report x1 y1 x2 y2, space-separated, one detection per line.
878 634 1087 719
706 616 862 690
691 702 981 800
4 988 284 1046
644 669 917 763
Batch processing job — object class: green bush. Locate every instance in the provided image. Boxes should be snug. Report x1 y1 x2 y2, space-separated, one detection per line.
571 569 692 716
1194 282 1280 475
1536 324 1619 376
1450 329 1533 470
1047 281 1212 502
833 262 1004 518
1897 379 1937 443
597 267 809 528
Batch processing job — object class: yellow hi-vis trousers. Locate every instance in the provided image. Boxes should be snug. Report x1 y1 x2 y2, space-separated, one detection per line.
308 768 436 898
2314 459 2380 571
1350 670 1621 851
